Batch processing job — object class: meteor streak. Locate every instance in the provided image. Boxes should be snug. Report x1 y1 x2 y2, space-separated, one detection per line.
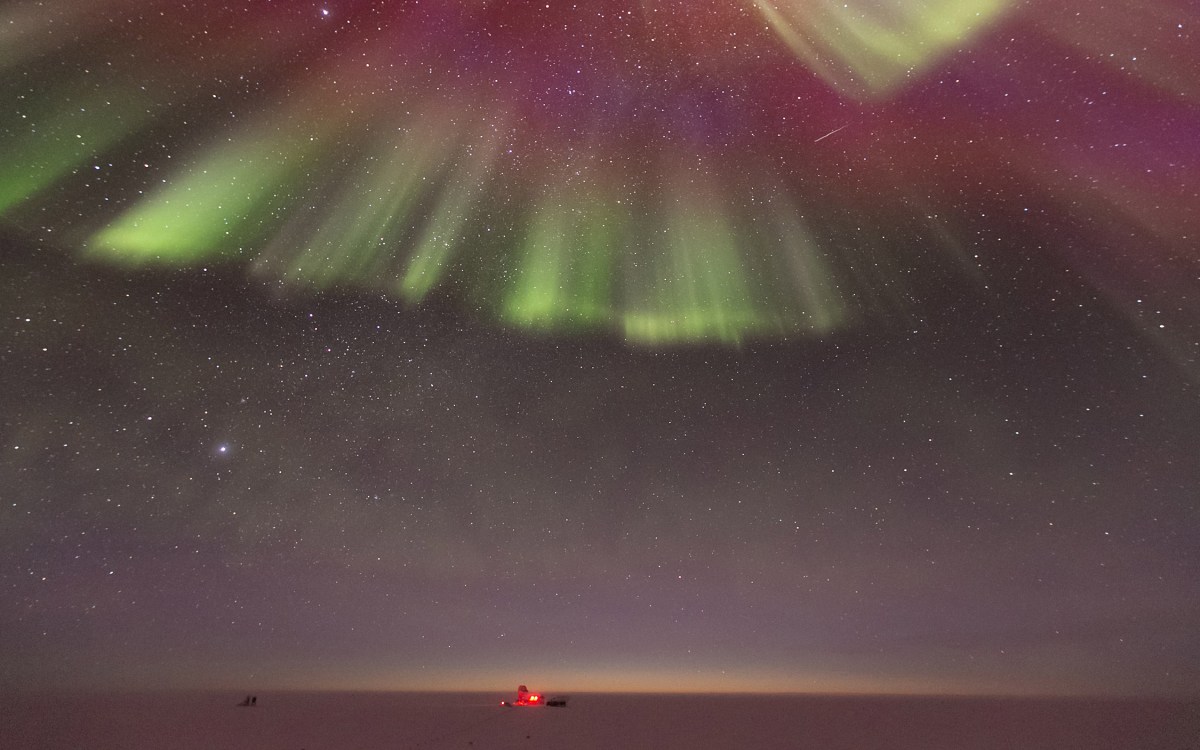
813 124 848 143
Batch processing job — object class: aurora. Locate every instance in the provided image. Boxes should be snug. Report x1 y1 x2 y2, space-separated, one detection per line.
1 0 1196 344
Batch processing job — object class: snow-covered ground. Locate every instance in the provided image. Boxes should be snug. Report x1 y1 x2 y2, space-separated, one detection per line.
3 691 1197 749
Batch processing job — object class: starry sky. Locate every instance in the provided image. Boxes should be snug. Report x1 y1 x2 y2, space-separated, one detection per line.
1 0 1198 697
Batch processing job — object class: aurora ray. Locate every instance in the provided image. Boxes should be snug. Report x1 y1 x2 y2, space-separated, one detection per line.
751 0 1016 99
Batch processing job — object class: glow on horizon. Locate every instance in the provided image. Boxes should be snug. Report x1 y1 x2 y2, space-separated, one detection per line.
206 673 1140 699
170 654 1162 699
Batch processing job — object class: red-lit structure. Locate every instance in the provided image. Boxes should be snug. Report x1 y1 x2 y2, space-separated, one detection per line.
499 685 547 707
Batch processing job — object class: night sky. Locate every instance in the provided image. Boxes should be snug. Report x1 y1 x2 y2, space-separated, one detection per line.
2 0 1198 697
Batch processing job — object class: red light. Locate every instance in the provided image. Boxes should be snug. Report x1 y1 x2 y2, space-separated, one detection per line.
529 695 540 703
